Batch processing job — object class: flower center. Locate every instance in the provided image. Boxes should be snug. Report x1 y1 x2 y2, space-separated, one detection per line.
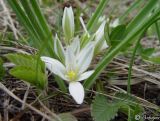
66 70 77 81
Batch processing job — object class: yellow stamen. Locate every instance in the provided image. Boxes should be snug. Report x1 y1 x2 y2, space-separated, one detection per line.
66 71 77 81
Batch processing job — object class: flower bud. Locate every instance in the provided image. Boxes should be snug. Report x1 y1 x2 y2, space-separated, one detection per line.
110 18 119 28
62 7 75 44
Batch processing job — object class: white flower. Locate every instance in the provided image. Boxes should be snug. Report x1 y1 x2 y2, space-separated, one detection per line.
41 40 95 104
94 21 109 54
62 7 75 44
110 18 119 28
98 16 106 24
54 34 65 63
79 16 108 54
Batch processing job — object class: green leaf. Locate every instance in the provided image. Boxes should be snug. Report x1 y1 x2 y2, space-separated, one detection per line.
6 53 45 72
91 94 144 121
142 48 155 56
10 66 47 89
115 93 144 121
58 113 77 121
109 24 127 49
91 95 120 121
142 56 160 64
0 58 5 80
115 93 137 105
110 24 126 41
6 53 47 89
137 46 160 64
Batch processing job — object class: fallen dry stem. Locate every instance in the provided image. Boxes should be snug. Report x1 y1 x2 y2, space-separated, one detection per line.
0 82 58 121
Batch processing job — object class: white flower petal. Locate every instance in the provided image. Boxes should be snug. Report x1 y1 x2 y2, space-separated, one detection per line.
70 37 80 56
68 7 74 31
65 47 76 71
95 21 106 44
80 16 89 35
77 70 94 81
98 16 106 23
54 34 65 62
110 18 119 28
94 21 109 54
77 42 94 73
41 56 67 80
62 7 75 43
69 82 84 104
100 41 109 51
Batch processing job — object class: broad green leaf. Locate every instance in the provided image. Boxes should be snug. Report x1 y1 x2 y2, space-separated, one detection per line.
10 66 47 89
91 95 120 121
0 58 5 80
110 24 126 41
142 48 155 56
142 56 160 64
109 24 127 49
58 113 77 121
6 53 47 89
115 93 144 121
137 45 160 64
6 53 45 72
91 94 144 121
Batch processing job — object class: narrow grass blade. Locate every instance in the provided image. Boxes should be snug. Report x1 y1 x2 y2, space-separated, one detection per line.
84 0 160 89
119 0 144 22
87 0 110 32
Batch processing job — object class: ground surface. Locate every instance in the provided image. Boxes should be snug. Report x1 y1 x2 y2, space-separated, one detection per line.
0 0 160 121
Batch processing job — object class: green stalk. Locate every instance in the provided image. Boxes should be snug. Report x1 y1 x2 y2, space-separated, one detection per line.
55 76 67 92
84 0 160 89
155 21 160 43
87 0 110 32
127 34 142 94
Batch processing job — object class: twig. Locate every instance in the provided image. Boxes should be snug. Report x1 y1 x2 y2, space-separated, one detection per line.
0 82 56 121
21 83 30 110
0 0 18 40
71 106 90 116
113 61 160 85
38 100 62 121
3 98 9 121
0 46 30 54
